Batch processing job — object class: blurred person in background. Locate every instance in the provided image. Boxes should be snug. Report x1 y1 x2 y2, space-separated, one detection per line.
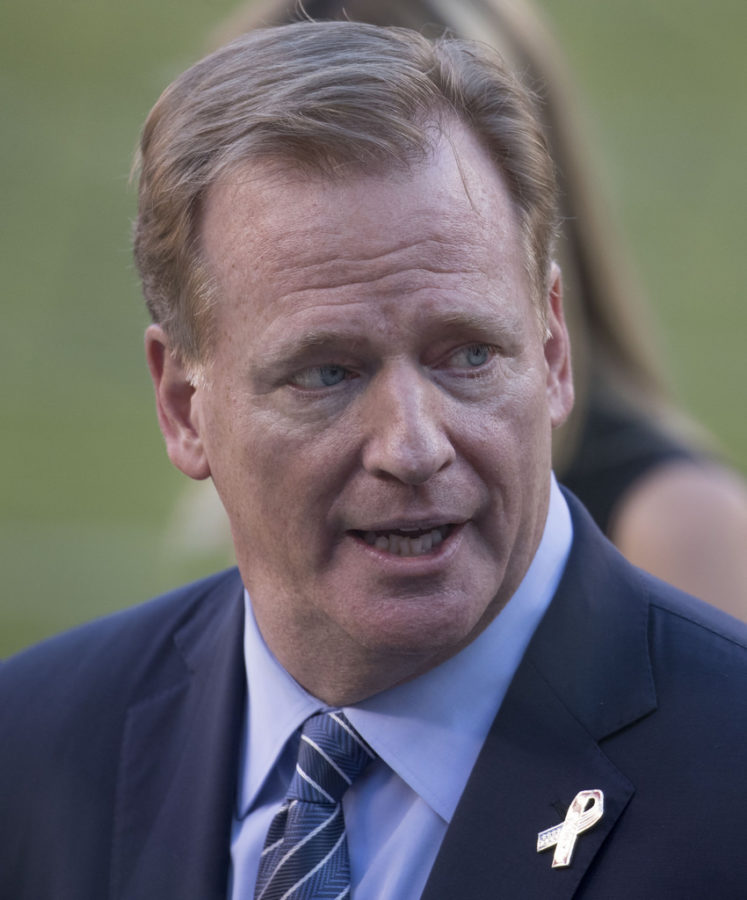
203 0 747 620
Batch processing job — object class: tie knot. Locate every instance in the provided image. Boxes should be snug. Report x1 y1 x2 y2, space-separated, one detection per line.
287 711 374 806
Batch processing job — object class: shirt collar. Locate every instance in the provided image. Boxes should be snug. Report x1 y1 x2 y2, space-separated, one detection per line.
236 474 572 822
237 603 322 818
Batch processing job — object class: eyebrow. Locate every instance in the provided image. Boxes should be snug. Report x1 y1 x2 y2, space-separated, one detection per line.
429 308 524 340
268 312 511 353
434 310 507 331
266 329 371 361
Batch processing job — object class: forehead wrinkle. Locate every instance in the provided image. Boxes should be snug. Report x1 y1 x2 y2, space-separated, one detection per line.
279 262 476 297
277 226 480 264
261 287 525 354
266 228 491 297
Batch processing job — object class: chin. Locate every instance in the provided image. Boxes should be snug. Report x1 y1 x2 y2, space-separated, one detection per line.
338 586 501 662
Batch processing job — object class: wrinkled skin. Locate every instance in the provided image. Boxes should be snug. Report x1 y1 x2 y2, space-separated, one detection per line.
147 123 573 704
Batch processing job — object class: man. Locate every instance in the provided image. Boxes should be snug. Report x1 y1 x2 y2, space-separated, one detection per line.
1 21 745 900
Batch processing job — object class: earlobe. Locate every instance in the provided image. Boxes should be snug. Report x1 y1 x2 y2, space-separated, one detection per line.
543 264 575 429
145 324 211 480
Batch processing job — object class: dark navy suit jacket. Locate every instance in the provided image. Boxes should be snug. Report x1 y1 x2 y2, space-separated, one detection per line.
2 493 746 899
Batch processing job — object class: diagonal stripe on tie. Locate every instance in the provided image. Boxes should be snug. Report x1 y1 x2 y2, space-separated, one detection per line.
295 765 338 804
254 711 375 900
301 736 353 786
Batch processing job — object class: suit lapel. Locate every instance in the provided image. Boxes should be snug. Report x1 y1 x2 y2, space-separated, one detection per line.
421 663 635 900
110 570 246 900
422 495 656 899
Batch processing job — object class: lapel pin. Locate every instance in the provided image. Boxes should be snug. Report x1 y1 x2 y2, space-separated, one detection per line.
537 789 604 868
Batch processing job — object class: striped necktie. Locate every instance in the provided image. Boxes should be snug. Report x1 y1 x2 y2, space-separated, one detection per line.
254 710 375 900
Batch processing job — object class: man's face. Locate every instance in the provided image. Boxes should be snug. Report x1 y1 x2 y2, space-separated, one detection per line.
154 124 572 702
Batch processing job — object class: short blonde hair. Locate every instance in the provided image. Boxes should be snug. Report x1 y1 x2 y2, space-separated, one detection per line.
133 20 557 365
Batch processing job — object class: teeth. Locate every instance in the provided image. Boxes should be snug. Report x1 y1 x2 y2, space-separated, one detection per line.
361 526 450 557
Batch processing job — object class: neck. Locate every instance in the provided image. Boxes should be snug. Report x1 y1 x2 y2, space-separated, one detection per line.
256 591 515 706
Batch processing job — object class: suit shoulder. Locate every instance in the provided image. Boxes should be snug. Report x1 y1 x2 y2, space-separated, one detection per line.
619 572 747 761
565 486 747 658
641 569 747 658
0 568 242 709
0 568 244 894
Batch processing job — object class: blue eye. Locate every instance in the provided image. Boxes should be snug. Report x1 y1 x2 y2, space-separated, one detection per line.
447 343 493 369
317 365 346 386
464 344 490 366
291 364 350 389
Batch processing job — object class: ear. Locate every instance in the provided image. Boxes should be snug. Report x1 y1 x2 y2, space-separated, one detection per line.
145 324 211 480
543 263 575 429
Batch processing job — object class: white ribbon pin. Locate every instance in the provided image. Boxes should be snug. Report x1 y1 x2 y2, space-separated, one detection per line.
537 789 604 868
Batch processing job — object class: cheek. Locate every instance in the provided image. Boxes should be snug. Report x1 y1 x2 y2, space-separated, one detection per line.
209 403 354 543
463 371 552 470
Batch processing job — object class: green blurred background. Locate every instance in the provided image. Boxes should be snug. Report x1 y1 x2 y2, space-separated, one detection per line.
2 0 745 656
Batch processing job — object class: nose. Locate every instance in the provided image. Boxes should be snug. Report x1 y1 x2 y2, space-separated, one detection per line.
361 363 455 485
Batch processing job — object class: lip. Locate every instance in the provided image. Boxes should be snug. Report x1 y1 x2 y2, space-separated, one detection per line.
345 521 467 571
347 514 468 533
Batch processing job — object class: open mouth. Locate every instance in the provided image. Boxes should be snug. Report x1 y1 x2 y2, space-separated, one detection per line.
351 524 454 557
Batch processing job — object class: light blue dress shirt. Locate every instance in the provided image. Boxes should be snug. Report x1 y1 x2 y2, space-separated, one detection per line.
230 475 572 900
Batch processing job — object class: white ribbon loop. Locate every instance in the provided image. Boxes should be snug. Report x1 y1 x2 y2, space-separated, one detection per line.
537 789 604 868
